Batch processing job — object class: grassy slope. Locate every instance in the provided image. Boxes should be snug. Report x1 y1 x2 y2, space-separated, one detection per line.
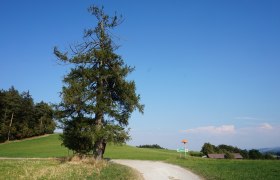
0 134 69 157
105 144 177 160
0 134 141 179
1 134 280 180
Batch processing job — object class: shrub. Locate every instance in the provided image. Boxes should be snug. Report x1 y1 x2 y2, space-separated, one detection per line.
189 151 204 157
136 144 165 149
225 152 234 159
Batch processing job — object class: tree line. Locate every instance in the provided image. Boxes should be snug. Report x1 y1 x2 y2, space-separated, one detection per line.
201 142 275 159
0 86 55 142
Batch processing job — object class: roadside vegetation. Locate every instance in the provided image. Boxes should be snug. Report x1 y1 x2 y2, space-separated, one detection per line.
0 159 141 180
1 134 279 180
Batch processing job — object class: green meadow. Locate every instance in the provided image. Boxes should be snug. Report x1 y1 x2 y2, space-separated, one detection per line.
0 134 280 180
0 134 69 158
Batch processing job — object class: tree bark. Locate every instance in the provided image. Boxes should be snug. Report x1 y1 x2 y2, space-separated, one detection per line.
94 139 105 160
102 141 107 155
94 112 105 159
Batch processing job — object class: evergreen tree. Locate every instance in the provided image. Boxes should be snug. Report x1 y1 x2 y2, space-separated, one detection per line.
54 5 144 159
34 101 55 135
3 87 22 140
19 91 35 138
0 87 55 142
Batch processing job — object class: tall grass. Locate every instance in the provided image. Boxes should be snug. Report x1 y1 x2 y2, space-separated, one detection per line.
0 159 142 180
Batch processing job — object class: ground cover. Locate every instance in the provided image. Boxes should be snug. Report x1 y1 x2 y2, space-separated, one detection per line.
1 134 279 180
0 134 69 157
106 145 280 180
167 157 280 180
0 159 141 180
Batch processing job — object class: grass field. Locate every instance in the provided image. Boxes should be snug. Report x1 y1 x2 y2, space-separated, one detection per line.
1 134 280 180
0 134 69 157
0 159 141 180
167 158 280 180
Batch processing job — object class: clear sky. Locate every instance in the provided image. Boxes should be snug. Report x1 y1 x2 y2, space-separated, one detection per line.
1 0 280 150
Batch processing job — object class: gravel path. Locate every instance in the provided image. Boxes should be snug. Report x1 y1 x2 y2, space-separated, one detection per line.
112 160 202 180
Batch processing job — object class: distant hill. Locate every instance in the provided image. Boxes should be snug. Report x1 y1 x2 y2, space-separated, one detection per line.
259 147 280 154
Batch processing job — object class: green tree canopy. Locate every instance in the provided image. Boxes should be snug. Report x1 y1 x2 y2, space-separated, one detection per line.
248 149 263 159
200 142 273 160
0 87 55 142
54 5 143 159
201 143 216 155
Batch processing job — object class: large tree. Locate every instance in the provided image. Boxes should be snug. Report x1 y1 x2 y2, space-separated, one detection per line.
54 6 144 160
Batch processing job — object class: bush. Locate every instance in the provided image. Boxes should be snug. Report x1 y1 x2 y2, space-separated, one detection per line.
249 149 263 159
263 153 275 160
189 151 204 157
136 144 165 149
225 152 234 159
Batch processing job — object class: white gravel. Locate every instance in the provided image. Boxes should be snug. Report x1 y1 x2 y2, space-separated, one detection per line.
112 160 202 180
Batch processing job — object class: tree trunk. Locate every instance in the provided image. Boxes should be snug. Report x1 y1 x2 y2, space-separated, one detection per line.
7 112 14 141
94 139 105 160
102 141 107 155
94 112 106 160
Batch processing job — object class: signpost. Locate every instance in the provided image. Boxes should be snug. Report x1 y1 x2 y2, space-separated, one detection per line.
177 139 189 158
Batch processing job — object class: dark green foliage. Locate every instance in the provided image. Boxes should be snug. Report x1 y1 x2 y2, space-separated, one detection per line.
201 142 216 155
54 5 143 159
201 142 274 160
60 117 94 154
137 144 165 149
240 149 249 159
263 153 275 160
217 144 241 153
189 151 204 157
201 143 246 157
0 87 55 142
34 102 56 134
249 149 263 159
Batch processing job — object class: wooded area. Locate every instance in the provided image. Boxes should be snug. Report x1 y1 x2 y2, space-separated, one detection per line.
0 86 55 142
201 142 276 159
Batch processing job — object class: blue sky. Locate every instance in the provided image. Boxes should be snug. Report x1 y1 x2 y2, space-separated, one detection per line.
1 0 280 150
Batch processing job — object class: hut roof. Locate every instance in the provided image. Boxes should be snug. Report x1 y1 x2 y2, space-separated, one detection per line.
207 154 225 159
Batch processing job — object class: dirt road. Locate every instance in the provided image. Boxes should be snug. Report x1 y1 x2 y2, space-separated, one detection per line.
112 160 202 180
